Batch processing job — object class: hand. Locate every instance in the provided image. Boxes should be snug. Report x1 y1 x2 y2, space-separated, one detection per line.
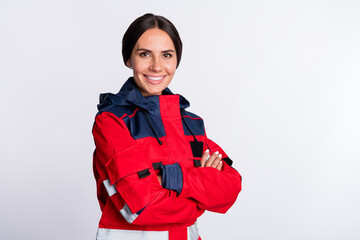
157 174 162 185
201 149 222 171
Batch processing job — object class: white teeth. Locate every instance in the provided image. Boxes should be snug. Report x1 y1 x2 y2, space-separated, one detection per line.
146 75 164 81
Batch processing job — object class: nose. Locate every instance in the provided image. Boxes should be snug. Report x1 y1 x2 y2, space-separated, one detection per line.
150 56 161 72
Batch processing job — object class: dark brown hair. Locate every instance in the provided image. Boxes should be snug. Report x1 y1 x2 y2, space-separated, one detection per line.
122 13 183 68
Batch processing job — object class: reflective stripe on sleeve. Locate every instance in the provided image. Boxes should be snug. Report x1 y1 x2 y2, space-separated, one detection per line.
120 204 139 224
103 179 139 223
103 179 117 197
188 221 200 240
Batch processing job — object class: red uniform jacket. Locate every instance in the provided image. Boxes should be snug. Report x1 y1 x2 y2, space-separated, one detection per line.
93 78 242 240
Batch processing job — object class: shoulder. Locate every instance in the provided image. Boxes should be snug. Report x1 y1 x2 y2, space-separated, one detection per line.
182 110 202 120
96 105 139 119
182 110 205 136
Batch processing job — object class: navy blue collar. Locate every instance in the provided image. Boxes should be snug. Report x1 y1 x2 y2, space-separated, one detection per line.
97 77 190 112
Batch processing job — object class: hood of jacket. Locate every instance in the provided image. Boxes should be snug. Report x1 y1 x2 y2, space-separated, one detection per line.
97 77 190 113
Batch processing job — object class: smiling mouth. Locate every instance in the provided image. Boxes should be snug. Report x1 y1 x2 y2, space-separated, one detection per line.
145 75 165 81
144 75 166 85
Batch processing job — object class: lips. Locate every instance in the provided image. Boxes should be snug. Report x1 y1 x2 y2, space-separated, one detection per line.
144 75 166 85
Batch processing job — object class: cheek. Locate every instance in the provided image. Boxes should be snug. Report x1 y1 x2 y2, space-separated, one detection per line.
164 62 177 74
132 57 148 71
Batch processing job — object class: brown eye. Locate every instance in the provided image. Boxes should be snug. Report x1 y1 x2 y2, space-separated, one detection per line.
139 52 150 57
163 53 172 58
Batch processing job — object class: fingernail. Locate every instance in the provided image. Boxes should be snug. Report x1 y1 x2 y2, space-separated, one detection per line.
220 161 223 164
205 149 209 153
215 151 219 155
218 154 222 158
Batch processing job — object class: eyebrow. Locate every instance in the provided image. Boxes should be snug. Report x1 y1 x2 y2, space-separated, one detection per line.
136 48 175 53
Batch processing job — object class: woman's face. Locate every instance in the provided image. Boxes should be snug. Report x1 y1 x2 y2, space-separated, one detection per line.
127 28 177 97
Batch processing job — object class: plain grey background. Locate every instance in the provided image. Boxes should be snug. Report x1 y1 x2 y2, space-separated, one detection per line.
1 0 360 239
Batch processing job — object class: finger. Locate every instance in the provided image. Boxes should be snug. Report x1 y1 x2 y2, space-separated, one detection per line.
157 175 162 185
205 151 219 167
216 161 223 171
201 149 209 167
211 153 222 168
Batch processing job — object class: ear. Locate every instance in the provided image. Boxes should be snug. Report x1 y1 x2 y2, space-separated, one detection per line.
126 59 132 69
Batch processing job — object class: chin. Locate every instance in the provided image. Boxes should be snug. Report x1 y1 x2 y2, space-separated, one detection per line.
140 86 162 96
147 89 162 96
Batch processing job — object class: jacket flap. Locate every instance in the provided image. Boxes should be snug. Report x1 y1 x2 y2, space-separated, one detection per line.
105 146 152 185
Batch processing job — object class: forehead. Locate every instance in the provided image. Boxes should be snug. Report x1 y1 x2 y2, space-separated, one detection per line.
135 28 175 50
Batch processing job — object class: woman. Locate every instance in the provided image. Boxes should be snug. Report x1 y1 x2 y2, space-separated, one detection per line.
93 13 242 240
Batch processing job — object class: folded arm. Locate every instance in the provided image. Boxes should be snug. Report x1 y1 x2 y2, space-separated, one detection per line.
93 112 204 226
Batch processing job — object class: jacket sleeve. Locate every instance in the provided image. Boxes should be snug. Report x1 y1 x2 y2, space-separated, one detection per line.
93 112 204 226
178 137 242 213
